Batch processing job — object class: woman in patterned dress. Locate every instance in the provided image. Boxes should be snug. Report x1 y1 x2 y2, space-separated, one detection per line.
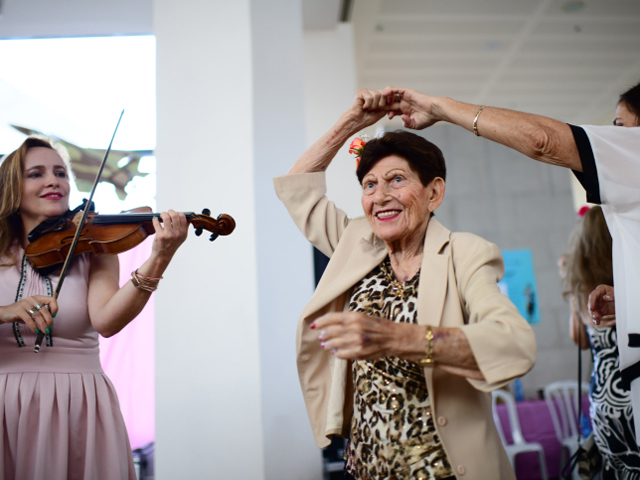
275 89 537 480
564 205 640 479
0 137 188 479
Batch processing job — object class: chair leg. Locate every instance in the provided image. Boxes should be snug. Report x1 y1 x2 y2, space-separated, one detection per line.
537 450 549 480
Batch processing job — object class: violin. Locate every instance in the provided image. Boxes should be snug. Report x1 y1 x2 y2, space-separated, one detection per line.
25 203 235 271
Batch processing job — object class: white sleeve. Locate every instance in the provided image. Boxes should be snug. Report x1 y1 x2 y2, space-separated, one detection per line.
581 125 640 208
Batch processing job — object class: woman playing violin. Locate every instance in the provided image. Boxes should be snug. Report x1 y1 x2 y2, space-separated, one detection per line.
0 137 188 480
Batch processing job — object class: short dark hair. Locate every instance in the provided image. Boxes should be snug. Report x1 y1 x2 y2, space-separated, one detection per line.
619 80 640 123
356 130 446 187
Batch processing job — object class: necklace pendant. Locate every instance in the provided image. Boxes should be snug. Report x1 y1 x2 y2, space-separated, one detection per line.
390 282 404 297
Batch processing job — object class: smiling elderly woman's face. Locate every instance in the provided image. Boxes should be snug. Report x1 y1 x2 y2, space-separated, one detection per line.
361 155 443 245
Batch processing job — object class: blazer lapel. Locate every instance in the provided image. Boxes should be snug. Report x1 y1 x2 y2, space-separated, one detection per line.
301 230 387 319
416 218 451 327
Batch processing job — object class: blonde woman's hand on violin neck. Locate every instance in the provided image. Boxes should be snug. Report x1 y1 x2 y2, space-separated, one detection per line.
148 209 189 269
0 295 58 335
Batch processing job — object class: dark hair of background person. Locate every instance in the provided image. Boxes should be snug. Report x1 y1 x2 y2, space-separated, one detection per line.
619 80 640 122
563 206 613 306
356 130 447 187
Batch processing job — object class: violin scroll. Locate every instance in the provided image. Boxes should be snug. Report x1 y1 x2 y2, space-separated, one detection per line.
188 209 235 242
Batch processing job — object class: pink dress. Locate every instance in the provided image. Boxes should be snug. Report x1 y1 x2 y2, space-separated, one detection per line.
0 248 136 480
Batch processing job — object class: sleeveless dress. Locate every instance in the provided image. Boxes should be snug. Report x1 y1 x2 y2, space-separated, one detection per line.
0 248 136 480
587 324 640 479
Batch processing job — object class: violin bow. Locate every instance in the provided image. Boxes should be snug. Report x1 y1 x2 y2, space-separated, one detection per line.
34 109 125 352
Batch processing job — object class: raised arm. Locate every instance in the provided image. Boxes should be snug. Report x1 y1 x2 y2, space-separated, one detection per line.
287 89 388 175
381 86 582 171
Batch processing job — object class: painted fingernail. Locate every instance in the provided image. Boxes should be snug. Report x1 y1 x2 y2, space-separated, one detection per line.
35 329 40 335
331 349 337 355
53 313 57 318
45 327 51 334
310 323 316 330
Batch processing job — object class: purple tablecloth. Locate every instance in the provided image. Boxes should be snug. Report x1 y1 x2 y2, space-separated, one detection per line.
495 397 590 480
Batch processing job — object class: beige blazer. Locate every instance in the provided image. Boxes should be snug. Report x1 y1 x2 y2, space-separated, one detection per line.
274 172 537 480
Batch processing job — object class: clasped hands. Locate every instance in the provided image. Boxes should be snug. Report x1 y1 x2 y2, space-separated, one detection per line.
351 86 439 131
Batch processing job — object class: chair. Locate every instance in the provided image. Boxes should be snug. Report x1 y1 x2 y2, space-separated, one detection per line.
543 380 589 480
491 389 549 480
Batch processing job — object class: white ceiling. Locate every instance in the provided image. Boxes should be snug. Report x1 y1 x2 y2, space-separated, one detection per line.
1 0 639 129
351 0 640 125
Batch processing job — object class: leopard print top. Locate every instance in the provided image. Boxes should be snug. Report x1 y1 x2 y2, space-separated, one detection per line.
345 257 454 480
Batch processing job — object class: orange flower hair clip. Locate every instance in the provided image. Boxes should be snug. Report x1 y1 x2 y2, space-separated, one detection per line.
349 133 370 168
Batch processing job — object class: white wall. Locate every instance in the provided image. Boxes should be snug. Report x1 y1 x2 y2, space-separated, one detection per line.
303 24 363 219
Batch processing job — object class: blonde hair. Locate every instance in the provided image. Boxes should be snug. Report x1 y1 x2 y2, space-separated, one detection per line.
0 136 69 265
563 206 613 307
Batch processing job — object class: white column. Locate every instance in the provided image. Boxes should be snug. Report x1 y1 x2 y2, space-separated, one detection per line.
304 23 362 218
154 1 319 478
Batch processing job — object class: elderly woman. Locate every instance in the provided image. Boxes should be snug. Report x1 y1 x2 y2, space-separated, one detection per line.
382 80 640 442
274 89 536 480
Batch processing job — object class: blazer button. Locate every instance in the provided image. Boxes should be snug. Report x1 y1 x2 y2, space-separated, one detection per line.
456 465 466 476
436 415 447 426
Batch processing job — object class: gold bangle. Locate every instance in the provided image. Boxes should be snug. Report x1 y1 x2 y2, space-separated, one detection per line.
420 325 435 367
473 105 485 137
131 268 161 293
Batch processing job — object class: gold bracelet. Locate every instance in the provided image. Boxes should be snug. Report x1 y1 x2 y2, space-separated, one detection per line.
419 325 435 367
473 105 485 137
130 268 161 293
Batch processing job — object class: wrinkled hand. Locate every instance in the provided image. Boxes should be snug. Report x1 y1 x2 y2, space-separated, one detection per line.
347 88 390 131
588 284 615 326
0 295 58 334
312 311 399 360
151 210 189 260
381 86 439 130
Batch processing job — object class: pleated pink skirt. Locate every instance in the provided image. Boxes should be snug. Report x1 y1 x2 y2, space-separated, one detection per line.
0 348 136 480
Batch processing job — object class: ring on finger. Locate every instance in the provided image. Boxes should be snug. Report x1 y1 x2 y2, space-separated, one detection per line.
27 308 36 317
394 93 402 102
34 303 43 311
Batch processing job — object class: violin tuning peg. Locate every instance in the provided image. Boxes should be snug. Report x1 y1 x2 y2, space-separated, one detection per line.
195 226 204 236
209 232 219 242
202 208 211 216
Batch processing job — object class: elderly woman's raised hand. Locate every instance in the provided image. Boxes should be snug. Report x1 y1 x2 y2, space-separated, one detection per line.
381 86 440 130
347 88 391 131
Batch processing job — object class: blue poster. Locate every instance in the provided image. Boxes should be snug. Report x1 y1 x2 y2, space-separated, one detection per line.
498 249 540 324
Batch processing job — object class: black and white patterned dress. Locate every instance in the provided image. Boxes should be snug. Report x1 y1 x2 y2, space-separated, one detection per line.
588 325 640 479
